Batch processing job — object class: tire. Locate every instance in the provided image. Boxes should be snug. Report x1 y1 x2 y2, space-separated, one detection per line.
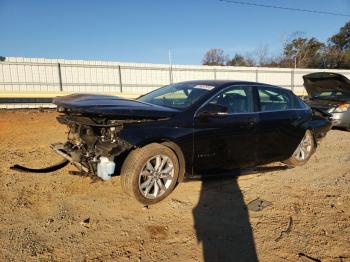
120 143 179 205
283 130 315 166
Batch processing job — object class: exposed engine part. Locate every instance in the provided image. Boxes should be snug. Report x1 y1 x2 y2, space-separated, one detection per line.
49 114 134 176
10 113 135 177
10 159 69 173
50 143 90 172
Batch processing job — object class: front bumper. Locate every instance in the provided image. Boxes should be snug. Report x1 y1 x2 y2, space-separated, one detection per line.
330 111 350 128
50 143 89 172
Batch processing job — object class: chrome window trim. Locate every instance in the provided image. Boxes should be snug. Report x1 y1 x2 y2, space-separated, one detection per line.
194 84 310 117
258 108 310 114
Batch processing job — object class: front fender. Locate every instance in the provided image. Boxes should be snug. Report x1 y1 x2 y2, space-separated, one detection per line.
118 125 194 178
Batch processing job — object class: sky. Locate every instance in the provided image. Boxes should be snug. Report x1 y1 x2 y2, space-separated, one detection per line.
0 0 349 65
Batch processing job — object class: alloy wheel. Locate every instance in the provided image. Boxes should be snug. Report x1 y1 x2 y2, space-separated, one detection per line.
293 131 313 161
138 154 175 199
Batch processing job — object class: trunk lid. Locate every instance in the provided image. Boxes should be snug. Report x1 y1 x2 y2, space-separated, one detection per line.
303 72 350 99
303 72 350 110
53 94 180 119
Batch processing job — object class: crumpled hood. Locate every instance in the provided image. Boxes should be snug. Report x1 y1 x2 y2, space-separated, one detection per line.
53 94 180 119
303 72 350 98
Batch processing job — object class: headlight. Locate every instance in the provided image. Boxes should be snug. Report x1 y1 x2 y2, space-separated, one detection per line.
333 103 350 113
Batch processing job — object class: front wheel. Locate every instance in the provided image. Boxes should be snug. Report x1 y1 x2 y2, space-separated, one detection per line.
283 130 315 166
120 143 179 205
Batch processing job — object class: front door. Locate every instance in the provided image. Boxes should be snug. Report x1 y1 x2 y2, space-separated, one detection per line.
193 85 258 174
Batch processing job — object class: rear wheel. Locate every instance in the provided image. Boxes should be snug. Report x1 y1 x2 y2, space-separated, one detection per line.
283 130 315 166
120 143 179 205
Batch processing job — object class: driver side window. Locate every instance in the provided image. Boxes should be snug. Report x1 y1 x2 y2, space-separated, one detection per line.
208 86 254 113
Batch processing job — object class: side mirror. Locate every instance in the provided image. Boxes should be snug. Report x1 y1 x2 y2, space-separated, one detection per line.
302 95 309 101
197 103 228 118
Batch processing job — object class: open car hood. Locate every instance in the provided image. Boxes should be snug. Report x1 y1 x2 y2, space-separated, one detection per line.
303 72 350 98
53 94 180 119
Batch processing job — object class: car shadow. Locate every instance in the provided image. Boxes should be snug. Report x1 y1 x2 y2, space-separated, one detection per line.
332 126 350 132
192 165 289 262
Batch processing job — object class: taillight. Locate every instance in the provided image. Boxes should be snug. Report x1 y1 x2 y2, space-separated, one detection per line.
334 103 350 113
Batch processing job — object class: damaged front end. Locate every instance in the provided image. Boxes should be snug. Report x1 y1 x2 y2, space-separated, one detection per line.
52 113 134 180
11 93 179 178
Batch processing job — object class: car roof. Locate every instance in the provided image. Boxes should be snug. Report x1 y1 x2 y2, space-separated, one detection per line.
178 80 290 91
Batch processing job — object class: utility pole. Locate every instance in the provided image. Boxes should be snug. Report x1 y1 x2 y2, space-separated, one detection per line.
168 49 173 84
168 49 172 66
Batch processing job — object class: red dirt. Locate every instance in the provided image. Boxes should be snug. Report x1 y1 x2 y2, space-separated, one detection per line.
0 110 349 261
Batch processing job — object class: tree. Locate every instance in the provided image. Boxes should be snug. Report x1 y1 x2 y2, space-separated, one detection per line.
319 45 343 68
252 45 272 66
281 35 324 68
202 48 229 66
329 21 350 52
201 20 350 69
227 54 255 66
324 21 350 69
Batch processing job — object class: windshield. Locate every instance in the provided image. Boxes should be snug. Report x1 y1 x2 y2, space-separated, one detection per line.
312 91 350 100
137 83 215 109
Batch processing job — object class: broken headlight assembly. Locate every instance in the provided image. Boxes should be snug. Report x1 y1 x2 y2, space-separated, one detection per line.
333 103 350 113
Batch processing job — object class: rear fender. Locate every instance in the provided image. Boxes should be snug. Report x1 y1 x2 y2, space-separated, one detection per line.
306 115 332 145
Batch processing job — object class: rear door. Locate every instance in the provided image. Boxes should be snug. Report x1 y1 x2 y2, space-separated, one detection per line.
193 85 259 173
256 85 308 164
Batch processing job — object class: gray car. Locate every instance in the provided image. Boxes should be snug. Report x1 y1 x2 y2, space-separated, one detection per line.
304 72 350 131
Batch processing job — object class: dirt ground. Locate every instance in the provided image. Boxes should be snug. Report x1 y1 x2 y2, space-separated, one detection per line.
0 110 349 262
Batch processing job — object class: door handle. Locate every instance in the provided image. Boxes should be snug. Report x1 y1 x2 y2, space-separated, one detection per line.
248 121 256 128
239 121 255 129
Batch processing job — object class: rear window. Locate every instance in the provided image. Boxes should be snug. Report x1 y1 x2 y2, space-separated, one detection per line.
258 86 292 111
258 86 307 111
313 91 350 99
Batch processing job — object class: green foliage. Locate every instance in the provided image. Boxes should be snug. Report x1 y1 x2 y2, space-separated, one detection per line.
202 20 350 69
227 54 255 67
329 21 350 52
282 37 325 68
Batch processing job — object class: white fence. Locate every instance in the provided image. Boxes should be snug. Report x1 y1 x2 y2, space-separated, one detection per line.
1 56 350 100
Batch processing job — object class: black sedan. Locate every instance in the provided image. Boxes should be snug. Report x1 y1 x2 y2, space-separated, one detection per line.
52 80 331 204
